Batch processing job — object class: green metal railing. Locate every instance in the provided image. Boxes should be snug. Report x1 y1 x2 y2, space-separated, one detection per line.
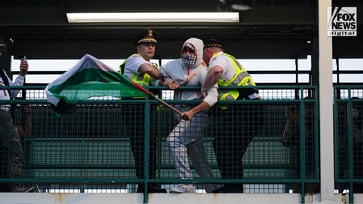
334 85 363 203
1 85 323 201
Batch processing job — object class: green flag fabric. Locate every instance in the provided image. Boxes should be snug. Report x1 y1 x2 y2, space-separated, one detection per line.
45 54 149 115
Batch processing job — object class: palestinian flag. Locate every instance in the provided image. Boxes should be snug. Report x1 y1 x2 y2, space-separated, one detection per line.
45 54 151 115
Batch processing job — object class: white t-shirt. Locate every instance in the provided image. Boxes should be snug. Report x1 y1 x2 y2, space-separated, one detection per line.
123 54 153 79
0 70 24 112
160 59 218 107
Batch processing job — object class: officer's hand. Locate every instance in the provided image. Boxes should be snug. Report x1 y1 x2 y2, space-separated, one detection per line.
166 81 180 90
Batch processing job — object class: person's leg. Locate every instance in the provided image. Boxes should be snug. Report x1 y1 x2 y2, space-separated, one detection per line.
223 105 248 192
185 112 218 192
168 119 193 180
0 127 9 192
188 137 219 193
213 118 243 193
213 109 234 178
1 111 24 192
0 112 7 191
212 104 257 193
148 106 159 180
211 106 245 193
127 104 166 193
353 142 363 192
168 118 205 193
215 105 245 177
126 105 144 180
212 107 232 191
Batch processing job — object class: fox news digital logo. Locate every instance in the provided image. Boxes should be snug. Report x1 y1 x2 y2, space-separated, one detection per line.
328 7 357 37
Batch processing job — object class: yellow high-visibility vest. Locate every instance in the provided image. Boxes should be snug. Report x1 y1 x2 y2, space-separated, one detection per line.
211 52 256 109
119 54 163 110
119 54 158 86
212 52 256 100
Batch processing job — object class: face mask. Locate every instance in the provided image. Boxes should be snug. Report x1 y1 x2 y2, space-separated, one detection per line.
182 54 197 67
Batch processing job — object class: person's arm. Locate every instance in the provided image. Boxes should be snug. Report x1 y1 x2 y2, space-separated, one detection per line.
138 63 162 79
23 105 32 137
12 59 28 84
19 59 28 76
158 61 181 89
282 118 290 144
164 80 180 90
201 65 223 97
282 107 294 145
9 59 29 97
181 81 218 120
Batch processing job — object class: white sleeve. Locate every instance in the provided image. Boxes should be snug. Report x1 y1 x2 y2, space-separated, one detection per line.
124 55 151 78
6 73 25 98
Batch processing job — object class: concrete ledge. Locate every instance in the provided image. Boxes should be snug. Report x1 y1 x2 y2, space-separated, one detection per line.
0 193 351 204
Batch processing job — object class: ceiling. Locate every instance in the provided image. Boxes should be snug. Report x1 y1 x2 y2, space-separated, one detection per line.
0 0 362 60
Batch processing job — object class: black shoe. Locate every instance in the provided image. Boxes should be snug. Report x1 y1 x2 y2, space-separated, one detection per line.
149 185 167 193
137 184 167 193
212 185 243 193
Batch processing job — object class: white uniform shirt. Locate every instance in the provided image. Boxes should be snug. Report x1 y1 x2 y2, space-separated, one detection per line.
208 51 236 82
208 51 260 100
123 54 154 79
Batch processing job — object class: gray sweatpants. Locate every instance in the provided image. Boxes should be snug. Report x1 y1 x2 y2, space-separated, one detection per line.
167 111 218 193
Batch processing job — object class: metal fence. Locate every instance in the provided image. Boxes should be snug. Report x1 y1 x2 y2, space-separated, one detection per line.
334 86 363 203
5 85 361 198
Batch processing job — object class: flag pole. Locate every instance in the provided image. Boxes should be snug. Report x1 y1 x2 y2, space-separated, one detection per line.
154 96 182 115
128 80 182 114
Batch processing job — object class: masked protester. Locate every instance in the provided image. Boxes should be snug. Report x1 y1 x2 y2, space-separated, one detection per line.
159 37 219 193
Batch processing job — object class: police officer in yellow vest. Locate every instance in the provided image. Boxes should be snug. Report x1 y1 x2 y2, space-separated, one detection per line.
201 39 261 193
119 29 166 193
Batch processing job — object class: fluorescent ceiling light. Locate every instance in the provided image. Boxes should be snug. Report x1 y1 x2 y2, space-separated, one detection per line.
66 12 239 23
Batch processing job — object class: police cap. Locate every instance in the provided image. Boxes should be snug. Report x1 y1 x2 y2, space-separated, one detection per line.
203 39 224 49
134 29 158 46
